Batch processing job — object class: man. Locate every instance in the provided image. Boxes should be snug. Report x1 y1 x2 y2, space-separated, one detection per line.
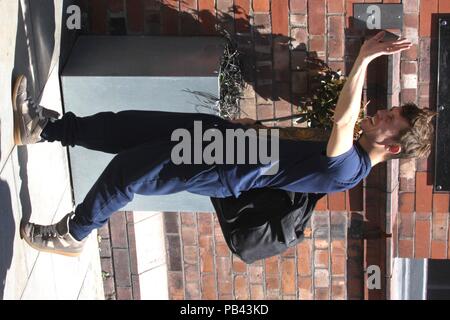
15 31 435 256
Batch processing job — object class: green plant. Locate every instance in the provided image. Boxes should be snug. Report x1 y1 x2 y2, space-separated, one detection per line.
266 58 365 140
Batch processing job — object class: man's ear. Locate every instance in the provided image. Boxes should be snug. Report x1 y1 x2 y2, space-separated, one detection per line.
387 144 401 154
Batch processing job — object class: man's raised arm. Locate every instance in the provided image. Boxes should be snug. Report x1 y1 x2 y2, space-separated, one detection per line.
326 31 412 157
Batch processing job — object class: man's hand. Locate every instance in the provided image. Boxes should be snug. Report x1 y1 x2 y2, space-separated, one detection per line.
359 31 412 62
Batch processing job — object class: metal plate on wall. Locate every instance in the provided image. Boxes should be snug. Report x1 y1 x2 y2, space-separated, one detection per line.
435 16 450 192
353 4 403 31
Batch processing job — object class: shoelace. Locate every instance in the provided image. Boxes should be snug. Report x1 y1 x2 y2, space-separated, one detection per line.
25 98 47 121
38 224 59 239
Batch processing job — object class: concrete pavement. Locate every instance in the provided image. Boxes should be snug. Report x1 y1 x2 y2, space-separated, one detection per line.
0 0 103 300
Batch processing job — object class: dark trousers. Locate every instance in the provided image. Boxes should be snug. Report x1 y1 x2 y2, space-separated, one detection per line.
42 111 230 240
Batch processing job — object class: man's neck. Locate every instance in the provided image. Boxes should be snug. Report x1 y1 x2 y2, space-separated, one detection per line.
357 134 387 167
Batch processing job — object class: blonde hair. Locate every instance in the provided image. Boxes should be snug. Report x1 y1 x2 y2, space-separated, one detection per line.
391 103 437 159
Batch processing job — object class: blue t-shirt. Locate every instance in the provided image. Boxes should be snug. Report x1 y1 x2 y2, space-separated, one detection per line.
215 137 372 197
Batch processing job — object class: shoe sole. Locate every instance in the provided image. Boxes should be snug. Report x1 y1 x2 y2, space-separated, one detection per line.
12 75 24 146
20 225 82 258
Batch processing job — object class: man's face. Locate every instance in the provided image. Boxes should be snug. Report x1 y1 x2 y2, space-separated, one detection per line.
360 106 411 146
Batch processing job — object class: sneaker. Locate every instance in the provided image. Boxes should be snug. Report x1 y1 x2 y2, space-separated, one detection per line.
12 75 60 145
20 213 85 257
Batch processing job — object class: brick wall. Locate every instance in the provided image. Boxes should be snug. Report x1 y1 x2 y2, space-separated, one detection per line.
394 0 450 260
164 211 350 299
77 0 447 300
98 212 141 300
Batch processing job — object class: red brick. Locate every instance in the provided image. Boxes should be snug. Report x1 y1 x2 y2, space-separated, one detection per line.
327 0 344 14
440 0 450 12
112 248 131 287
234 275 249 300
297 240 311 275
398 239 414 257
290 14 307 27
404 0 419 13
216 256 232 282
198 0 217 34
273 37 290 81
126 0 144 33
215 242 231 256
265 274 280 290
185 281 201 300
345 0 358 27
400 177 416 192
431 241 447 259
399 192 415 213
272 0 289 36
232 257 247 273
180 212 195 226
291 27 308 49
315 287 330 300
253 0 270 12
185 263 200 282
116 286 132 300
328 192 346 211
415 219 431 258
217 282 233 299
181 225 197 245
161 0 179 35
331 254 345 276
416 158 430 172
314 269 330 287
235 0 250 32
314 238 329 249
126 223 138 275
315 194 328 211
416 172 433 213
419 58 430 83
309 36 326 58
348 187 363 214
183 245 198 265
217 0 233 14
433 193 450 213
275 98 292 121
331 239 345 255
328 16 344 59
314 249 329 269
308 0 326 35
200 250 214 273
265 255 279 274
198 212 213 234
201 274 217 299
282 246 296 257
168 272 184 298
290 0 307 13
281 258 296 295
110 212 128 248
257 103 274 120
399 212 414 239
331 278 346 300
249 265 264 283
402 43 418 60
401 61 418 75
250 284 265 299
419 0 438 37
432 212 448 241
298 276 312 299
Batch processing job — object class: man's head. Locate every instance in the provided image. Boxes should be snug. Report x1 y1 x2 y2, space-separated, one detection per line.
359 103 437 160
